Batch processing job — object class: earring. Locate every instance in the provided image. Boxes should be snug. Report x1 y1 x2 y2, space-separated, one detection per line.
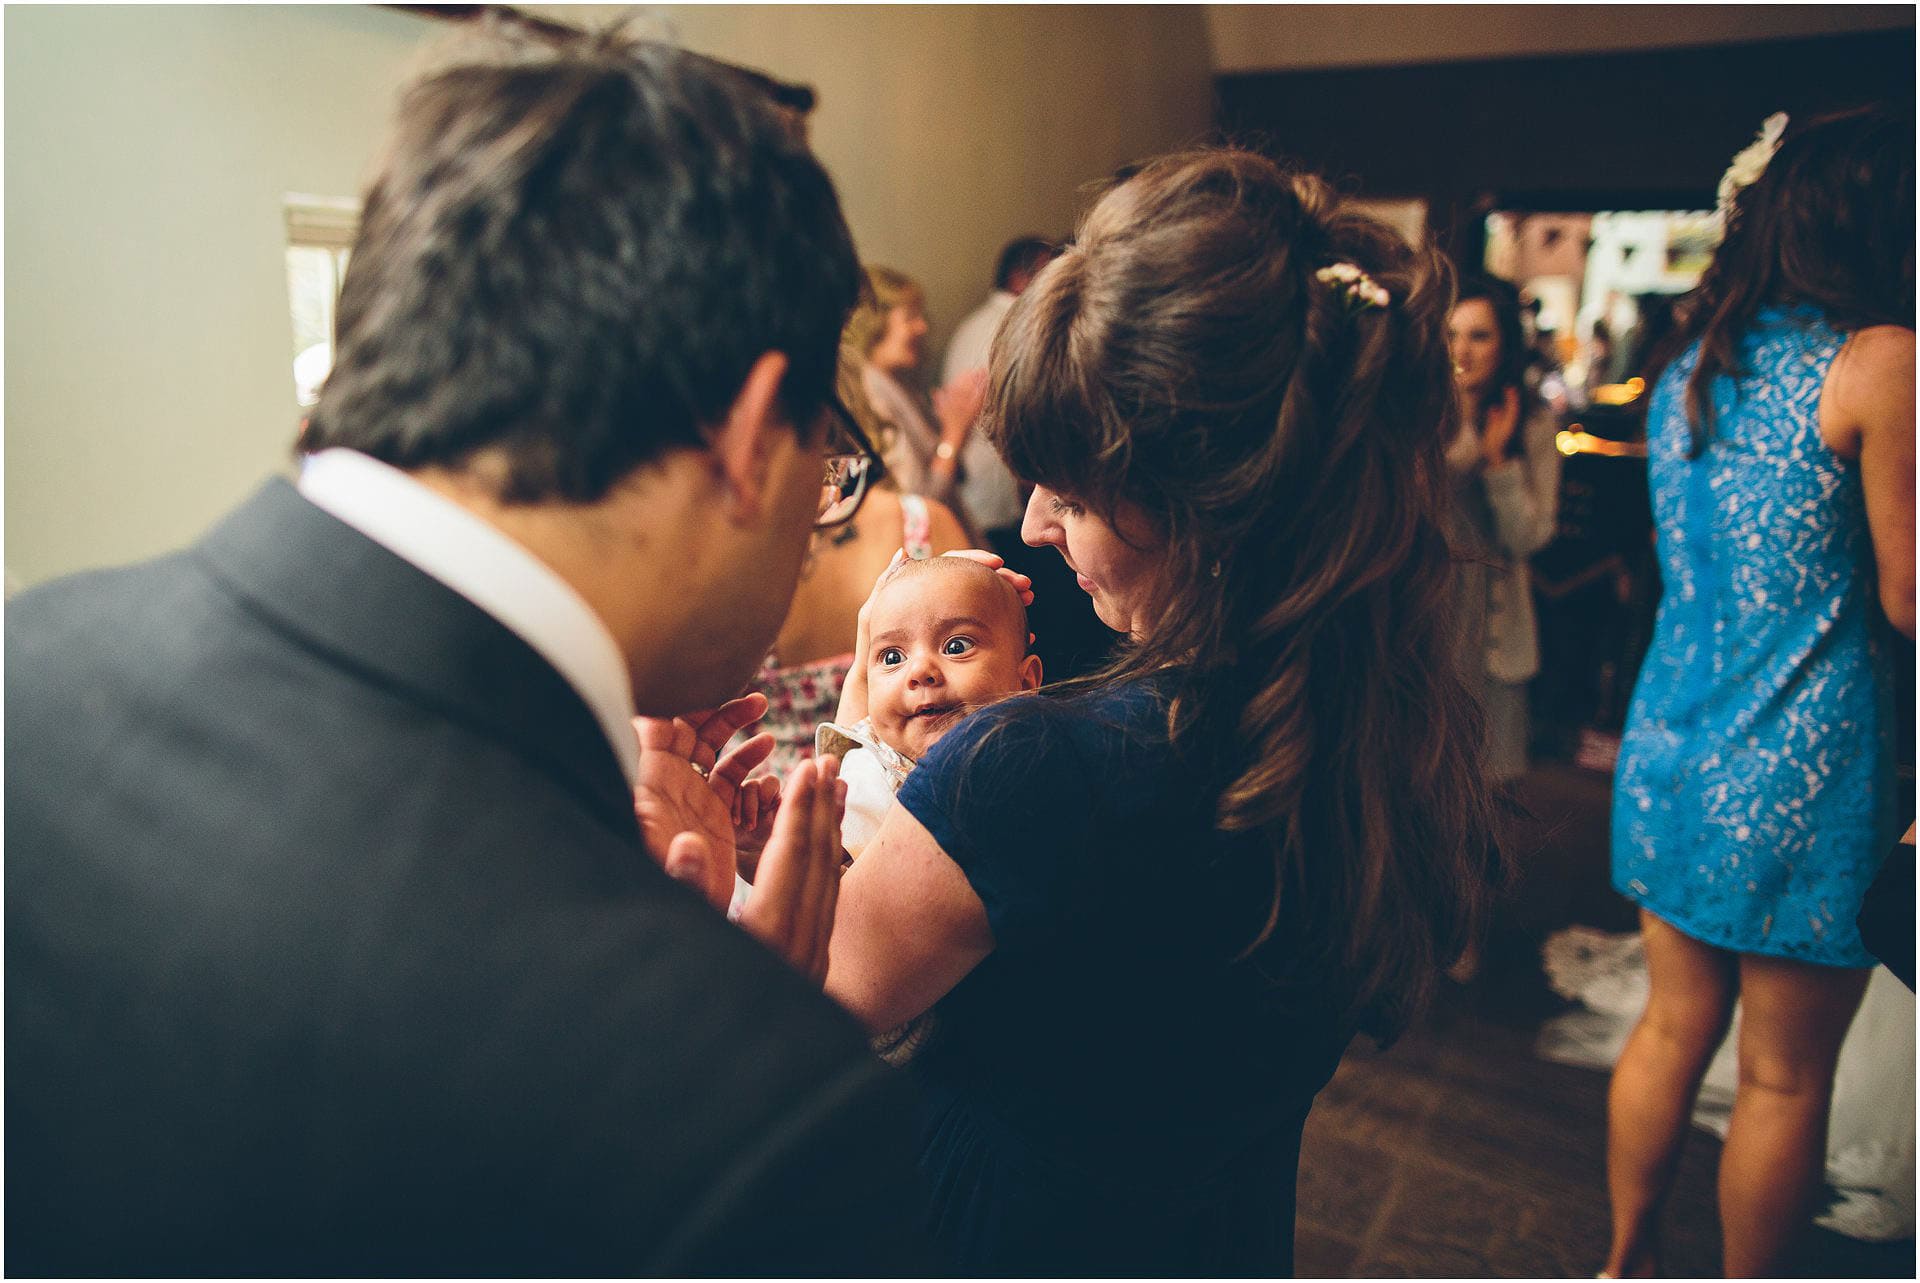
1209 560 1222 579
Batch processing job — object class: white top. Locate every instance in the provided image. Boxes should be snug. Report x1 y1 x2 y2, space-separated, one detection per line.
941 289 1015 386
297 449 639 785
940 290 1026 532
815 718 914 859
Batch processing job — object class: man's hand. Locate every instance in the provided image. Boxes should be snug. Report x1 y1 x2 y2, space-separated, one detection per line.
736 756 846 983
634 695 771 911
634 694 848 980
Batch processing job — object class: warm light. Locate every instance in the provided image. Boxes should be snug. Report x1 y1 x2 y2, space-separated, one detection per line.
1557 428 1648 459
1591 381 1645 407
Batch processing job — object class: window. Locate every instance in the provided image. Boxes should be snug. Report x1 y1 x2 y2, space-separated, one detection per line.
284 196 359 408
1483 209 1714 405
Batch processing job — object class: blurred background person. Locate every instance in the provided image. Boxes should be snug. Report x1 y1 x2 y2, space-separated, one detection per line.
1604 104 1914 1279
1446 273 1564 782
851 265 986 533
941 235 1060 546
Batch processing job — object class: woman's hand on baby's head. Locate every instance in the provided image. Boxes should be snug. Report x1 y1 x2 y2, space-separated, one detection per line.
940 549 1035 607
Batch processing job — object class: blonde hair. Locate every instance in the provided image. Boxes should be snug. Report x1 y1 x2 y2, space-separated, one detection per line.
844 264 923 358
824 334 896 493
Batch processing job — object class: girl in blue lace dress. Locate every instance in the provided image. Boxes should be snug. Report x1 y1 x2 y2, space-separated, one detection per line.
1605 106 1914 1278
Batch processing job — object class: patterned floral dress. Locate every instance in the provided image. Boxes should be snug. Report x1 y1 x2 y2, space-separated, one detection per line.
1611 307 1899 966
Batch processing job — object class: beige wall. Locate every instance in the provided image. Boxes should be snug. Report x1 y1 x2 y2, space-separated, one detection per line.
5 3 1214 587
5 5 429 588
1205 3 1915 73
544 4 1217 382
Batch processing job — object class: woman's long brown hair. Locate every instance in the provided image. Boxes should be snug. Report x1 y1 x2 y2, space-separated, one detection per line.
1668 105 1913 457
983 149 1504 1038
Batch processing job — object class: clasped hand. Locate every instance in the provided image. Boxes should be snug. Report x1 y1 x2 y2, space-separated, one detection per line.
633 694 845 982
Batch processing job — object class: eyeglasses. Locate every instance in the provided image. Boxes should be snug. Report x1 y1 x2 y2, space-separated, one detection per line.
816 393 881 529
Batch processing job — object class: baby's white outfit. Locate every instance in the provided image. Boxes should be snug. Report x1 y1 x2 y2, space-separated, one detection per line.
814 718 938 1065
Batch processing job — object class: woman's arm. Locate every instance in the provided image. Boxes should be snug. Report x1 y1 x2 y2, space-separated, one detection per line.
825 802 995 1032
922 497 972 556
1484 401 1562 560
1825 326 1916 638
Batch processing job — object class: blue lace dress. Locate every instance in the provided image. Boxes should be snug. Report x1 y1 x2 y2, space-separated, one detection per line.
1611 307 1899 966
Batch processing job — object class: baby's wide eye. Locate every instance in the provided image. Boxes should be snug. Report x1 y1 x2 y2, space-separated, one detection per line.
943 636 976 657
878 647 906 667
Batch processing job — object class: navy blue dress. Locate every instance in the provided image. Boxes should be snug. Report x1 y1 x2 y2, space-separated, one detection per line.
896 675 1351 1275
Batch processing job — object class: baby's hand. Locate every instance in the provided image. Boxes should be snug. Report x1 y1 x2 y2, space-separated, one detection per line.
940 549 1035 608
732 771 782 873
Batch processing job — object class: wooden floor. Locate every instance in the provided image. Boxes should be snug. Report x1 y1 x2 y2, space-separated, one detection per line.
1293 762 1917 1279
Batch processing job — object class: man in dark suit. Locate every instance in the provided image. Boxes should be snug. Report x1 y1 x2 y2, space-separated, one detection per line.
7 30 923 1275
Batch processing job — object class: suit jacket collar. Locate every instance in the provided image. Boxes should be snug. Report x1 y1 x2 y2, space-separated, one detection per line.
194 478 641 845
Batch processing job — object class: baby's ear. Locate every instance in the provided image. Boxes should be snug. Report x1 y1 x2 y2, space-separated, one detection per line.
1019 652 1043 691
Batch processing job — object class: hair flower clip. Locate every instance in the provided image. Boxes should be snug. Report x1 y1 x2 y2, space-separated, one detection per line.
1316 261 1391 312
1717 111 1788 228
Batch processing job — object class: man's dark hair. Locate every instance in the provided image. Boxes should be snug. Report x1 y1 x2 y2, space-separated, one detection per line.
993 236 1057 292
727 62 817 117
305 30 860 502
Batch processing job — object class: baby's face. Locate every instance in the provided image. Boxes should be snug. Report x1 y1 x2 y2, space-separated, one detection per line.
866 568 1039 760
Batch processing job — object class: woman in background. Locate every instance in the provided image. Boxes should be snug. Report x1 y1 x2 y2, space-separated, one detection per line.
852 265 987 534
1446 274 1563 781
1605 105 1914 1278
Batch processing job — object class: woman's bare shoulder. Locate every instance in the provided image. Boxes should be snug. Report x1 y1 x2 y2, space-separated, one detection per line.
1821 325 1915 458
919 496 970 554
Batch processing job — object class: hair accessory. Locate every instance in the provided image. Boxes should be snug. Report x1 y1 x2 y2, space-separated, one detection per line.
1315 262 1390 312
1717 111 1788 228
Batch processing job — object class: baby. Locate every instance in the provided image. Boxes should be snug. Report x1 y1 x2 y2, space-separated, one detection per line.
822 552 1043 860
820 552 1041 1063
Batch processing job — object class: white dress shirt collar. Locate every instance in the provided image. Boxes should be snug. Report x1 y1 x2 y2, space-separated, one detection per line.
297 449 638 785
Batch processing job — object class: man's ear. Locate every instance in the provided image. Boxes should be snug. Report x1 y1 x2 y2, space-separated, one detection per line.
710 351 792 523
1019 652 1043 691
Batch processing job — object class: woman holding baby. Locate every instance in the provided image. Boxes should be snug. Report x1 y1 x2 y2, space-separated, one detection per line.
810 150 1503 1274
642 147 1499 1272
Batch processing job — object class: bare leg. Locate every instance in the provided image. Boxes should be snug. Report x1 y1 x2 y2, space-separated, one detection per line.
1718 953 1869 1277
1603 910 1736 1277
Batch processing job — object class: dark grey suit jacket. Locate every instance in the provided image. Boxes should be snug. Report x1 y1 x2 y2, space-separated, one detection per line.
5 480 925 1276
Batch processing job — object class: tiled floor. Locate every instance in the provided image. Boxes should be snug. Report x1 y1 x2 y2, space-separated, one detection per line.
1293 762 1917 1279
